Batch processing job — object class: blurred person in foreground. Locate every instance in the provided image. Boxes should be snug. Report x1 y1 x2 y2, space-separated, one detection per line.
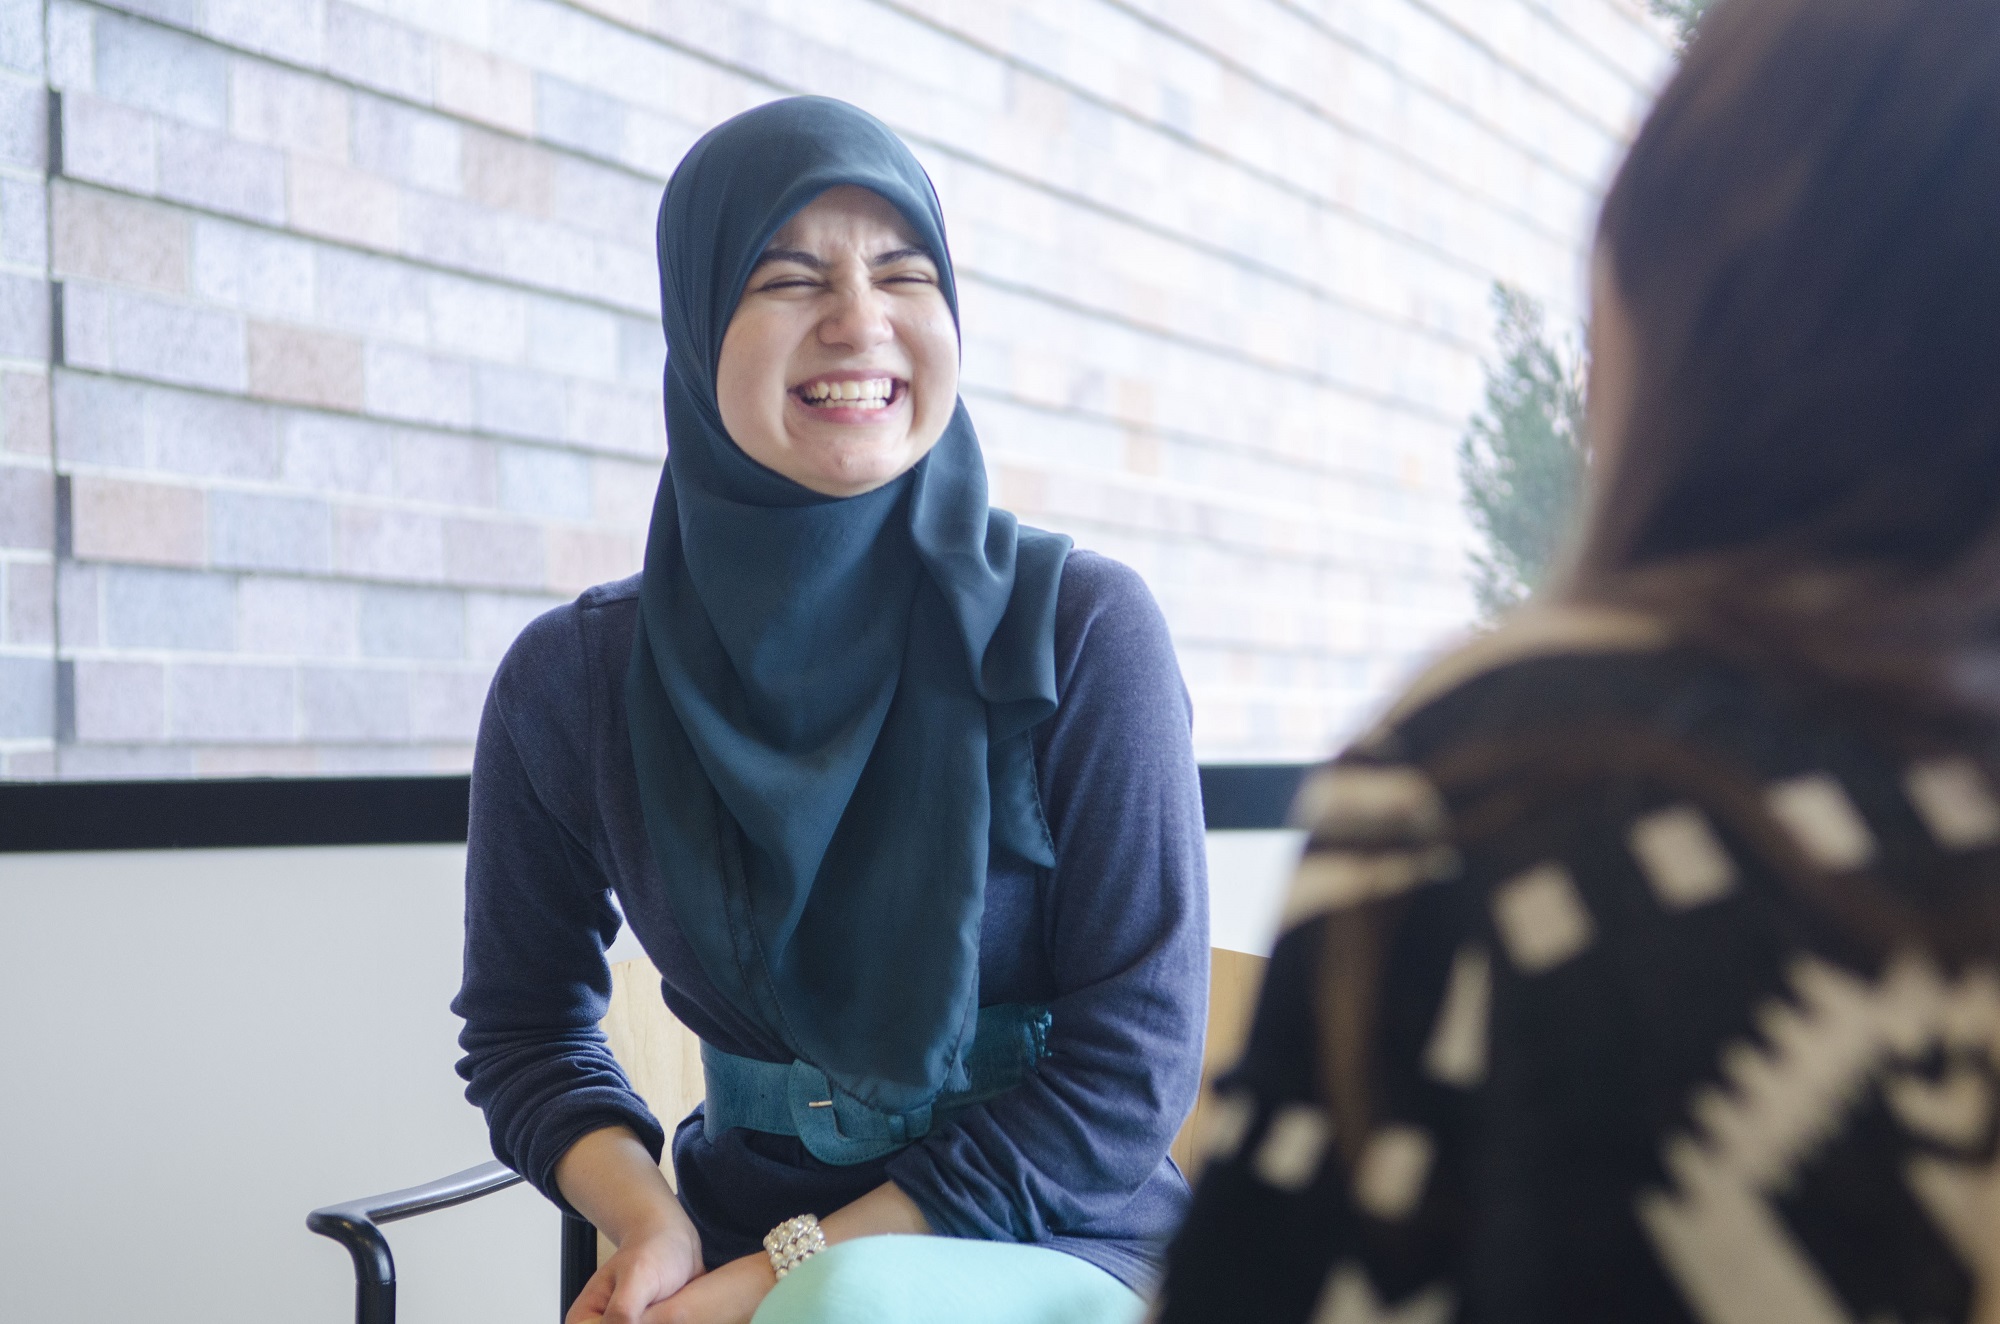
1155 0 2000 1320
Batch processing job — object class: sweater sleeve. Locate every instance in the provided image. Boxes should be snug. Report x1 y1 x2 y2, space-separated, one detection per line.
451 603 666 1212
885 552 1211 1241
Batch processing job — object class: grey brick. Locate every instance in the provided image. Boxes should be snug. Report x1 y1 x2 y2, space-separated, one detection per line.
0 177 47 267
237 573 356 657
58 94 156 194
192 218 315 320
536 74 625 158
474 365 565 441
52 371 146 467
157 121 286 225
358 584 462 659
399 192 506 279
5 559 54 644
592 455 659 532
46 1 90 92
392 426 493 506
56 560 97 646
54 743 192 778
497 443 591 521
102 565 234 650
351 92 460 194
0 465 54 550
209 490 330 572
0 0 43 77
331 505 443 582
2 371 51 458
550 156 658 243
72 658 163 741
200 0 324 64
410 666 487 741
229 57 348 159
95 0 193 22
95 11 226 130
0 655 53 738
315 248 427 342
147 384 280 480
315 742 439 773
0 78 45 171
528 297 618 380
300 664 407 741
364 345 472 429
622 106 698 180
280 412 393 496
616 314 666 390
105 290 246 393
57 282 111 371
427 272 526 361
465 589 560 660
0 275 49 361
326 3 432 103
564 381 660 458
168 662 293 740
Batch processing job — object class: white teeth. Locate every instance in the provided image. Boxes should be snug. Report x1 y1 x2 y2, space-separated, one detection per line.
802 378 894 405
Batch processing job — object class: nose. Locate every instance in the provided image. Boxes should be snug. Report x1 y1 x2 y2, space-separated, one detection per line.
816 276 895 354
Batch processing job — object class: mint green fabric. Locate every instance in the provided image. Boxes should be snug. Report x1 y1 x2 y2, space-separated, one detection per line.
751 1236 1147 1324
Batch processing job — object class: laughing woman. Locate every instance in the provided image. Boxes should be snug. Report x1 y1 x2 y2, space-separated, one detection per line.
451 98 1207 1324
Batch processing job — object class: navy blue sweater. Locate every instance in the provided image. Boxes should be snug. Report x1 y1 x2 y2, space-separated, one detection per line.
452 550 1209 1289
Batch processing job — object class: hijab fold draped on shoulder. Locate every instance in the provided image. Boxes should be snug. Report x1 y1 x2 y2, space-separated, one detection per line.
626 96 1071 1116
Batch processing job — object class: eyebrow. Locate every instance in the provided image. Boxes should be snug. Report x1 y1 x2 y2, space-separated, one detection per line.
751 245 933 272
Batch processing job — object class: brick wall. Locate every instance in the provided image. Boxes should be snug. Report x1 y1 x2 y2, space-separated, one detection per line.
0 0 1671 777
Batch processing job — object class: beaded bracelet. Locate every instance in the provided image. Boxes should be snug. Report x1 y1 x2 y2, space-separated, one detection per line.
763 1212 827 1279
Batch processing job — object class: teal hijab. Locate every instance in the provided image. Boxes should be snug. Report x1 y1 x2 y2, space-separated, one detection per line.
627 97 1071 1117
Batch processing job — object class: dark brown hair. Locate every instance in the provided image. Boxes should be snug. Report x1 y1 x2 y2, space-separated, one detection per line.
1570 0 2000 718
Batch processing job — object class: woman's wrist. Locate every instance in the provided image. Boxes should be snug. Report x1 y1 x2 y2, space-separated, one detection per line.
554 1124 695 1250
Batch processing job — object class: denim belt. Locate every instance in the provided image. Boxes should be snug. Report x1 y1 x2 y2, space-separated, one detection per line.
699 1003 1053 1166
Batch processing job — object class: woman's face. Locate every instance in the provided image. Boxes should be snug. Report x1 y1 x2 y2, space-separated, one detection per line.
716 186 960 498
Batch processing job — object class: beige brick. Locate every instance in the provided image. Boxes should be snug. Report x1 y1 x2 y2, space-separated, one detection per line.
460 126 551 216
2 371 50 457
73 659 165 742
288 157 400 249
332 505 444 582
69 475 204 567
437 42 534 136
195 744 321 776
442 516 542 589
547 528 638 594
247 321 364 411
234 57 356 161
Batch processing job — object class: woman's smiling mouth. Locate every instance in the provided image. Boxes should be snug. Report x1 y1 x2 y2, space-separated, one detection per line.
795 375 904 413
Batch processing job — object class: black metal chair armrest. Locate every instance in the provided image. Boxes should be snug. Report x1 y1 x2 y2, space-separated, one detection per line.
308 1159 599 1324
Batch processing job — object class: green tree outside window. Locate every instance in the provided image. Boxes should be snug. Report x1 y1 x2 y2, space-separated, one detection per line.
1456 286 1587 616
1457 1 1712 616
